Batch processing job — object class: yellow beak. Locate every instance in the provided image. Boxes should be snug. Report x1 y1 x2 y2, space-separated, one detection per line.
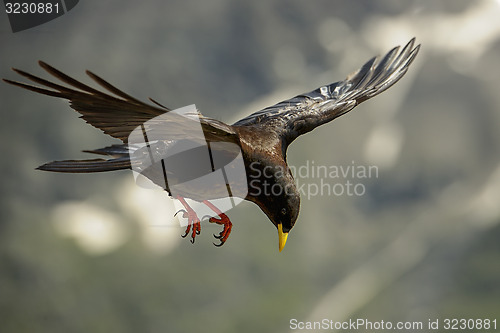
278 223 289 252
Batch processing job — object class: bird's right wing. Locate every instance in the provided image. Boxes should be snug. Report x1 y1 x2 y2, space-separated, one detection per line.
234 38 420 149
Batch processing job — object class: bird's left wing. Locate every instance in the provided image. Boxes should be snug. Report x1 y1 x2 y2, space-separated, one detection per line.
3 61 237 144
233 38 420 149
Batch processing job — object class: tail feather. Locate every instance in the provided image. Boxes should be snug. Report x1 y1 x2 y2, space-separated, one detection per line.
82 144 131 157
37 157 131 173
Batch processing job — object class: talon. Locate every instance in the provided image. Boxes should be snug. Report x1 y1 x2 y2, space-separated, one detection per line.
174 209 187 217
213 240 225 247
177 198 234 246
176 196 202 244
206 212 232 247
201 214 212 221
181 224 191 238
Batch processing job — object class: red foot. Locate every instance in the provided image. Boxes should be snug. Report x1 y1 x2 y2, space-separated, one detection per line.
175 197 233 247
209 213 232 247
202 200 233 247
176 196 201 244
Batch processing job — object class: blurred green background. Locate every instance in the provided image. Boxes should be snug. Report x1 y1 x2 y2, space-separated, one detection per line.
1 1 499 332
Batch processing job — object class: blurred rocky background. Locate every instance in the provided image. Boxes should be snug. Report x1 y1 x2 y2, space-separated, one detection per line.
1 1 499 332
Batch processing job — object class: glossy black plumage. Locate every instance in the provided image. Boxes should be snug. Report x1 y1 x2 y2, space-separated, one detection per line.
3 38 420 250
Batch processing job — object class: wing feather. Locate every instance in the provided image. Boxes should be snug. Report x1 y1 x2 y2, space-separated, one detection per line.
233 38 420 148
4 61 237 143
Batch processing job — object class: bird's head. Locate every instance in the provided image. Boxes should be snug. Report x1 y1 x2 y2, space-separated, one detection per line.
274 193 300 252
257 177 300 252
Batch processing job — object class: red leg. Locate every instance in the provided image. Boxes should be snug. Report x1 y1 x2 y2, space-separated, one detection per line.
176 196 201 244
202 200 232 247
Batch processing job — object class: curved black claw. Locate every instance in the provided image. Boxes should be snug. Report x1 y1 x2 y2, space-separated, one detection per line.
190 237 196 244
201 214 212 221
196 229 200 235
181 230 189 238
174 209 187 217
213 232 223 239
213 240 225 247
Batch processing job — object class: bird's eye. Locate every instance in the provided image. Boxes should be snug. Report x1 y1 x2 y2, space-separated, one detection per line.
281 208 287 215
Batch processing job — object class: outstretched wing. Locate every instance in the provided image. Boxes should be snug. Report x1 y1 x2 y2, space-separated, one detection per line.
3 61 237 144
233 38 420 148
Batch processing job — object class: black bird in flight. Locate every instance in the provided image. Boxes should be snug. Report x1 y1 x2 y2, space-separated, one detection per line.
4 38 420 251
